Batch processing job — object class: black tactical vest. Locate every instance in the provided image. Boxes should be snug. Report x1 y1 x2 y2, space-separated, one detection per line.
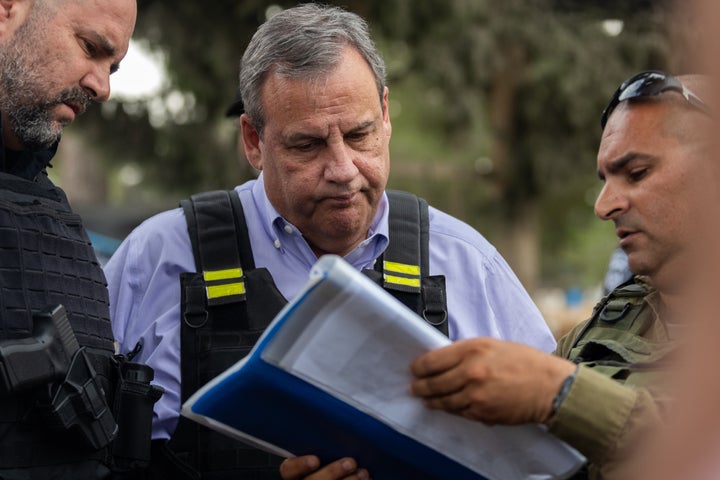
158 189 448 479
0 171 116 470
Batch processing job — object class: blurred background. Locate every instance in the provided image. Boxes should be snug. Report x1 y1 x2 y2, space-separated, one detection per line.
52 0 685 338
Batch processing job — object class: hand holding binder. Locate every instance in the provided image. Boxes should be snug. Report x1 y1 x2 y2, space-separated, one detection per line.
182 255 585 480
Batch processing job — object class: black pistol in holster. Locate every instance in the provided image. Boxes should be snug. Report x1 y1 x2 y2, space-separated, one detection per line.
0 305 164 471
0 304 117 449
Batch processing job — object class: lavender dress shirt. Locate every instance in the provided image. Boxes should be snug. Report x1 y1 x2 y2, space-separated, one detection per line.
104 173 555 440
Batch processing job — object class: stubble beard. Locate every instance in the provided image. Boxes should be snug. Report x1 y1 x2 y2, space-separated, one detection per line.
0 15 90 151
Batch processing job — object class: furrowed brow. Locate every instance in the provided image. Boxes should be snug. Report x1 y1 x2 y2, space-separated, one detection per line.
285 131 320 144
598 152 655 179
347 120 375 133
84 30 121 73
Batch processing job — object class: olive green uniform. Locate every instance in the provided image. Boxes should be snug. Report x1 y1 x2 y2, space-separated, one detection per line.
547 278 674 479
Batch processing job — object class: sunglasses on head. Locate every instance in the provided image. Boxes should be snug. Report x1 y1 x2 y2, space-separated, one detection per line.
600 70 711 130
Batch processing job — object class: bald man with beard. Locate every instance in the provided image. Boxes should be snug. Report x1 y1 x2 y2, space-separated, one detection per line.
0 0 138 478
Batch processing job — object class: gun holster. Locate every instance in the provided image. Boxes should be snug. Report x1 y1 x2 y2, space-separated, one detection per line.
0 305 164 472
0 305 118 450
38 346 119 450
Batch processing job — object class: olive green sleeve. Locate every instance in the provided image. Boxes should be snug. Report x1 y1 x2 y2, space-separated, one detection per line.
547 366 661 477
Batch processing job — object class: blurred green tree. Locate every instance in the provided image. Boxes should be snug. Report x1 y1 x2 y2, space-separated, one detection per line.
370 0 669 289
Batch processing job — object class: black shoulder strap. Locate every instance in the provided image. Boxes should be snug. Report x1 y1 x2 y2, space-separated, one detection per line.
181 188 447 335
174 191 286 477
180 190 252 306
382 190 424 293
383 190 448 336
228 190 255 270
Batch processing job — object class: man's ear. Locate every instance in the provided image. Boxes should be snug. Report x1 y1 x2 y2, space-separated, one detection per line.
382 86 392 139
0 0 31 38
241 114 264 171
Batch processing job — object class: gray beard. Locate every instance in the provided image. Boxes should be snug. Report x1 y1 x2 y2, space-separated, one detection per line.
0 65 92 151
0 12 89 151
4 99 60 151
0 53 66 151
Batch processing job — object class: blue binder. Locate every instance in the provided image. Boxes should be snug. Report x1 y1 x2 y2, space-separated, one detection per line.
182 255 584 480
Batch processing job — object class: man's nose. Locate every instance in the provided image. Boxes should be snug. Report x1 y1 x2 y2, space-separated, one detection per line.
324 142 359 183
594 182 628 220
80 65 111 103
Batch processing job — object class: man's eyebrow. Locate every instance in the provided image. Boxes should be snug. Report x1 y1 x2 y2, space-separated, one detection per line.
284 120 377 144
597 152 655 179
346 120 375 133
83 31 121 73
285 131 320 144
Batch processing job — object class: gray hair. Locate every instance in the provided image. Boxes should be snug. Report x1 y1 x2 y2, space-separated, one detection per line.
239 3 387 137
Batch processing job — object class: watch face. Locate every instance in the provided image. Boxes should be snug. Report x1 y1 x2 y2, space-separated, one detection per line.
552 367 579 414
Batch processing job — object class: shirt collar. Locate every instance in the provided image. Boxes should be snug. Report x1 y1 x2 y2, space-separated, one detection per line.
250 172 390 268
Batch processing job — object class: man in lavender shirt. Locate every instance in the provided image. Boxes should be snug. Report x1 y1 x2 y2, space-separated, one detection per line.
104 4 554 478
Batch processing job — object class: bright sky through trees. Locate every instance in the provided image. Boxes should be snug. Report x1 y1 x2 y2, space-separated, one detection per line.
110 40 165 100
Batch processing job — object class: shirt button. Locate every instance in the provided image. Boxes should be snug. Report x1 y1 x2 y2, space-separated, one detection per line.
274 239 281 249
284 225 293 234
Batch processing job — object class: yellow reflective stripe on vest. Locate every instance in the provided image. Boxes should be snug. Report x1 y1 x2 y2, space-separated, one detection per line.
383 261 420 276
383 274 421 288
206 282 246 300
203 268 245 300
203 268 244 282
383 261 421 288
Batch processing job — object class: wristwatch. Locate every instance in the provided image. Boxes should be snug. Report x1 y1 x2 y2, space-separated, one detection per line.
551 365 579 415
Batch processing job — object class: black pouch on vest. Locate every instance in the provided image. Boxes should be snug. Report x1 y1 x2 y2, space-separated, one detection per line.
110 350 164 473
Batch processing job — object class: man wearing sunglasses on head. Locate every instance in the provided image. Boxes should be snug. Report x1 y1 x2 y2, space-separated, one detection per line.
394 72 718 480
284 71 716 479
